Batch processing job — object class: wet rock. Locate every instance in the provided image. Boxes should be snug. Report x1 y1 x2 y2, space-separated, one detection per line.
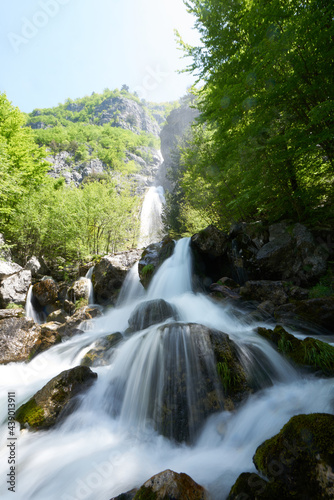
68 278 90 303
275 297 334 334
240 280 290 305
32 278 59 315
81 332 123 367
57 306 101 337
138 237 175 288
143 323 254 443
127 299 178 332
257 325 334 376
46 309 68 324
93 249 142 306
133 469 208 500
0 269 32 308
0 317 59 364
252 413 334 500
28 322 62 360
16 366 97 430
227 472 276 499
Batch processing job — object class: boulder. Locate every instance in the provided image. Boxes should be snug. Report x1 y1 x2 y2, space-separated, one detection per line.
275 297 334 334
57 306 101 337
81 332 123 367
0 269 32 308
68 278 90 301
25 256 48 277
252 413 334 500
133 322 256 443
0 317 60 364
0 260 22 280
46 309 68 324
127 299 178 333
32 279 59 316
257 325 334 376
239 280 309 306
16 366 97 430
0 308 25 320
93 249 142 306
127 469 208 500
255 222 329 285
138 237 175 288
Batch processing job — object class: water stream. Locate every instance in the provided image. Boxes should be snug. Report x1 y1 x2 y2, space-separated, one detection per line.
1 238 334 500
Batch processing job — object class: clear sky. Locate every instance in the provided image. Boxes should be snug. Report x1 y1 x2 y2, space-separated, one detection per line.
1 0 200 113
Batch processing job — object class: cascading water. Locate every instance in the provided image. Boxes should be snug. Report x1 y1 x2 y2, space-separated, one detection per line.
25 285 46 324
1 240 334 500
137 185 165 248
85 267 95 305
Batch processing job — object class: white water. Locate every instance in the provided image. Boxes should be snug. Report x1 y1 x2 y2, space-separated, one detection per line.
137 186 165 248
25 285 45 324
85 267 95 305
1 239 334 500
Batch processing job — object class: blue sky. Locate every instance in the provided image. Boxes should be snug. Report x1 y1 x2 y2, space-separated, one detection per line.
1 0 200 112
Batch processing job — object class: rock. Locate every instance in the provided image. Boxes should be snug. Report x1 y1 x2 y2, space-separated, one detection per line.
190 226 232 289
110 489 137 500
227 472 273 499
0 233 12 261
25 256 48 277
0 317 59 364
239 280 290 305
275 297 334 334
0 308 25 319
133 469 208 500
46 309 68 324
0 269 32 308
252 413 334 500
127 299 178 333
93 249 142 306
32 279 59 307
28 322 62 360
140 322 255 443
0 260 22 280
257 325 334 376
138 237 175 288
57 306 99 337
68 278 90 303
16 366 97 430
255 222 329 285
81 332 123 367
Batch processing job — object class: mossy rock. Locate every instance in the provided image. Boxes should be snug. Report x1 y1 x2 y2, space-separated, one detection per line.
133 469 208 500
227 472 284 500
138 237 175 288
257 325 334 376
16 366 97 430
253 413 334 499
81 332 123 367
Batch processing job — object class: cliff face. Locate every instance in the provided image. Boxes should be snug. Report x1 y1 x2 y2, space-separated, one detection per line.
158 104 199 191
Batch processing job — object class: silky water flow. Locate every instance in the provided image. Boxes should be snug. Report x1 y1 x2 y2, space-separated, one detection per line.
1 192 334 500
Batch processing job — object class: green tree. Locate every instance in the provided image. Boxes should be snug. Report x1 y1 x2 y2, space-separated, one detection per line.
178 0 334 226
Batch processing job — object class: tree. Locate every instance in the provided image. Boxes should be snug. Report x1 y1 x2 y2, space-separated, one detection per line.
178 0 334 226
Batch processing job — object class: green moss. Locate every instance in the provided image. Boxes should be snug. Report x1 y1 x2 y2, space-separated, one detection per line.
5 303 23 310
141 264 155 276
15 398 45 428
75 297 88 310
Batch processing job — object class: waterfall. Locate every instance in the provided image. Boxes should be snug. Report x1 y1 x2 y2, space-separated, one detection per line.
1 239 334 500
137 185 165 248
25 285 45 324
85 266 95 305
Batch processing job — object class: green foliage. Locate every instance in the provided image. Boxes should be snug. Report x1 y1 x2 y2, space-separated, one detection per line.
176 0 334 228
303 339 334 374
6 303 23 310
309 269 334 298
277 336 293 355
75 298 88 310
141 264 155 276
6 176 140 263
217 361 232 392
0 93 50 221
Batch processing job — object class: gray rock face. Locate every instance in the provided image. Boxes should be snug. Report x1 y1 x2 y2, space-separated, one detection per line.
25 256 46 277
94 96 160 136
158 104 199 190
138 237 175 288
93 249 142 306
0 261 22 280
0 269 32 308
47 153 106 186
